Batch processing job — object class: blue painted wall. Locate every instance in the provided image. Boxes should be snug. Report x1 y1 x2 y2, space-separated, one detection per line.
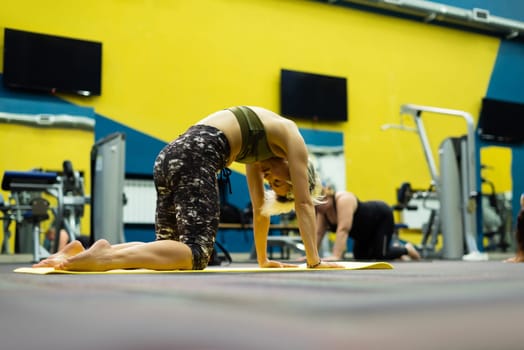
94 114 166 176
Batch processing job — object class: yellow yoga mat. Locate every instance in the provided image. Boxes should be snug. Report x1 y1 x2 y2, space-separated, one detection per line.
14 261 393 275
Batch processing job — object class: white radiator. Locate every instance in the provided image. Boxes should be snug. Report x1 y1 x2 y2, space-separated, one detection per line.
123 179 156 224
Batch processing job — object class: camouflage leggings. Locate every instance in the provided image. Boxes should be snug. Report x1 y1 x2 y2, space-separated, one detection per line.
153 125 230 270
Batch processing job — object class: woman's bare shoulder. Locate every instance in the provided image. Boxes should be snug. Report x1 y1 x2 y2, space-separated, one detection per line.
247 107 301 155
336 191 358 206
338 191 356 199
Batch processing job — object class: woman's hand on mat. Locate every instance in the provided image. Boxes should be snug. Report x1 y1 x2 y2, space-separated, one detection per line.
295 255 344 268
260 260 299 268
297 255 343 262
322 255 342 261
314 261 344 269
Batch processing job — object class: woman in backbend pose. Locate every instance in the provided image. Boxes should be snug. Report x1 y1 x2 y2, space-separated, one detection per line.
505 194 524 263
315 187 421 261
35 106 341 271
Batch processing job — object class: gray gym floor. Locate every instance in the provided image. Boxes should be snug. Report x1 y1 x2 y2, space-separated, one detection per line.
1 255 523 350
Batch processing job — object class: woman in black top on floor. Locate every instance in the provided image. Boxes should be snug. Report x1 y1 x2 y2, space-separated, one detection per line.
315 187 421 261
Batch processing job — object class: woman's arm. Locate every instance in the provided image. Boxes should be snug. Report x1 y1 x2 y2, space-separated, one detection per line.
251 107 342 268
331 192 357 259
245 163 271 266
315 210 328 248
282 128 322 267
245 163 298 268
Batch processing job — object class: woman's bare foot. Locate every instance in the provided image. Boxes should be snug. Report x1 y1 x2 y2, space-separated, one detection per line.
57 239 115 271
504 253 524 263
405 242 421 261
33 240 85 268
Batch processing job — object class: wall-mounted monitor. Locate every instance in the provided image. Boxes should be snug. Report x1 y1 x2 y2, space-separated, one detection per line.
477 97 524 144
2 28 102 96
280 68 348 122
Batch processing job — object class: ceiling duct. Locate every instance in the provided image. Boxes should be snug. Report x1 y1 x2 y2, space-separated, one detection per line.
323 0 524 41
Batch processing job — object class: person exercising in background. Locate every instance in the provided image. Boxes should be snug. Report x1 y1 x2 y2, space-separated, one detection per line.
504 194 524 263
43 227 70 253
34 106 342 271
315 187 421 261
44 226 90 253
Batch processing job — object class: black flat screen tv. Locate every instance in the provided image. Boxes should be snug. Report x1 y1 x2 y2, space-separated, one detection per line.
477 97 524 144
2 28 102 96
280 68 348 122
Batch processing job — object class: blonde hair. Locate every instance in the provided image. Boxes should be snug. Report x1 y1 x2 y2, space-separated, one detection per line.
261 160 324 217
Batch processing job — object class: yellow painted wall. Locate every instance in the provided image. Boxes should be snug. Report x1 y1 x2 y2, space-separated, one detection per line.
480 146 513 194
0 0 505 237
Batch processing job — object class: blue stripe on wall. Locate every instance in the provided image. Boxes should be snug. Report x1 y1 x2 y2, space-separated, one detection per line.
300 128 343 147
487 42 524 102
94 114 167 175
484 40 524 226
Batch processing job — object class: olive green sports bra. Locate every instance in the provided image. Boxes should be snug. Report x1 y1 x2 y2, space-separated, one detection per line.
228 106 275 164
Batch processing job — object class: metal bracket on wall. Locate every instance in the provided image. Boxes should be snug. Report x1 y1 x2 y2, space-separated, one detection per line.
0 112 95 131
322 0 524 41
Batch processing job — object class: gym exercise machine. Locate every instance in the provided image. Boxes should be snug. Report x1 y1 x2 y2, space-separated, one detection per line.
90 132 126 245
1 131 126 262
383 104 485 260
480 166 512 252
1 161 88 262
0 108 126 259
